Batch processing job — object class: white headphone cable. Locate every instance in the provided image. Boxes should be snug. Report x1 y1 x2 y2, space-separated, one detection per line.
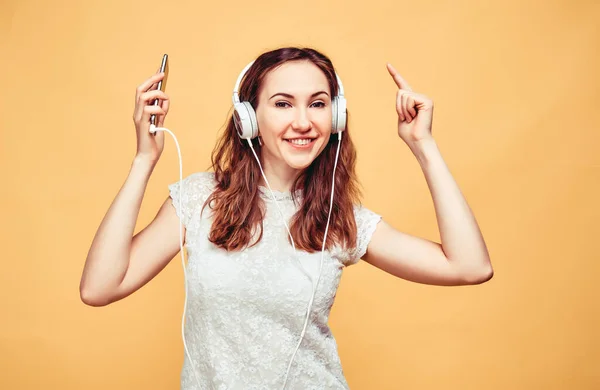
149 123 203 390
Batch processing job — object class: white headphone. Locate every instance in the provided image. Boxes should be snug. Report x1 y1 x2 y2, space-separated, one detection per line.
232 60 347 139
231 59 347 389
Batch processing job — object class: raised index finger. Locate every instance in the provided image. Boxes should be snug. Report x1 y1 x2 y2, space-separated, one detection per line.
386 63 412 91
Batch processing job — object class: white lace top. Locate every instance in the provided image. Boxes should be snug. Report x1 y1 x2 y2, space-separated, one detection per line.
168 172 381 390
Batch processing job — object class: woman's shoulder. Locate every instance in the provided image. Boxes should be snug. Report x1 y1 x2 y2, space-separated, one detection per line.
352 202 381 222
168 171 218 201
185 171 217 187
337 202 382 266
181 170 215 184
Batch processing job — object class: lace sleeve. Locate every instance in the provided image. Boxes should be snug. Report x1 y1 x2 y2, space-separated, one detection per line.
168 172 215 234
345 204 382 266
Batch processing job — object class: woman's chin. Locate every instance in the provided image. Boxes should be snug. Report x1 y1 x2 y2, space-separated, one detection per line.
284 157 314 170
280 150 319 169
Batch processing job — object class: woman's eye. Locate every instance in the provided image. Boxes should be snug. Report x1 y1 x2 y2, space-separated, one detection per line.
274 101 326 108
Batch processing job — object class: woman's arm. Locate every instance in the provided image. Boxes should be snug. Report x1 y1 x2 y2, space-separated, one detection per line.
364 138 493 286
79 156 184 306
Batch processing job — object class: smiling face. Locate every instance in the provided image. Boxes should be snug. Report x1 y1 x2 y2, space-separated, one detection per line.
254 60 333 177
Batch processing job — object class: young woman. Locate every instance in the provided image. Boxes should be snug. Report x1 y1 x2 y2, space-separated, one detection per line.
80 47 493 389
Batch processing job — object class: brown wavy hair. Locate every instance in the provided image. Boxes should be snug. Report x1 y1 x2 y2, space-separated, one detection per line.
202 47 361 252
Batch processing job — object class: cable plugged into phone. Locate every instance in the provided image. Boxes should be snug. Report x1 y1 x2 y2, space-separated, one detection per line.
150 123 171 135
149 124 175 140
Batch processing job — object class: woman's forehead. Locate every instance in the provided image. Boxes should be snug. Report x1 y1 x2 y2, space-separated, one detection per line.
261 61 330 97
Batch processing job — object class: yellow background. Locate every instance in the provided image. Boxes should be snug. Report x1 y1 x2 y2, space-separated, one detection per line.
2 0 599 388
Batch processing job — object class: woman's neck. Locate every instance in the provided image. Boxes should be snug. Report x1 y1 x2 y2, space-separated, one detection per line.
258 155 303 193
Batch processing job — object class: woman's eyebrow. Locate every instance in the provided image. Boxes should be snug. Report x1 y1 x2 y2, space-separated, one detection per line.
269 91 329 100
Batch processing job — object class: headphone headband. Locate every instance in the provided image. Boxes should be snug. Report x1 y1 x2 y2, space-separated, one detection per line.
232 60 255 104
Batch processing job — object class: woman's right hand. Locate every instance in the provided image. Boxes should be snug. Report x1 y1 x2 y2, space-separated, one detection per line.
132 71 170 165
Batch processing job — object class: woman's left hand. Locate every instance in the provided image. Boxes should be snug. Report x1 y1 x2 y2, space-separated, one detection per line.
386 63 434 146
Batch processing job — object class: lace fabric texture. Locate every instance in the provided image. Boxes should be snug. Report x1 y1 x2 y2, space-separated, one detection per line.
168 172 382 390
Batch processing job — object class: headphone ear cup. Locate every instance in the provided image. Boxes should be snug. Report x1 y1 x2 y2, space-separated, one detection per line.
331 97 339 134
243 101 259 139
331 96 347 134
233 101 259 139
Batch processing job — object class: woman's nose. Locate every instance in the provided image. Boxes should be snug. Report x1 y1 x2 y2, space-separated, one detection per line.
292 109 311 130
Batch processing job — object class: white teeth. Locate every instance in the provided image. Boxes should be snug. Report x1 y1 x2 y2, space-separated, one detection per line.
288 139 312 145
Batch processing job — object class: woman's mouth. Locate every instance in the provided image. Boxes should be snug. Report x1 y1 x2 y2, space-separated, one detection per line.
284 138 316 149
